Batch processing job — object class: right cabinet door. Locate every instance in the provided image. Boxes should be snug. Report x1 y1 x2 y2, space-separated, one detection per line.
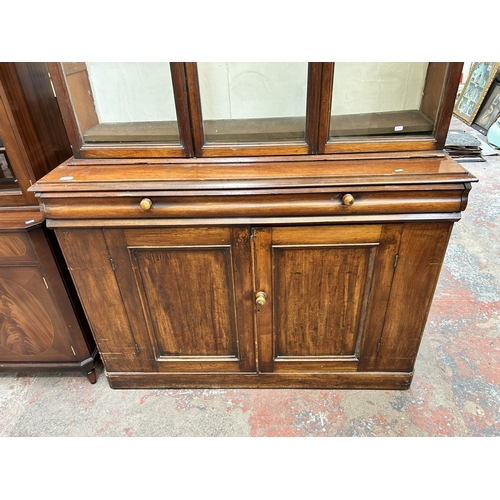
252 224 403 373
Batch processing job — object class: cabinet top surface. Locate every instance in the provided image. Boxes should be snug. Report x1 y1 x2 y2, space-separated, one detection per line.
0 209 44 229
30 155 477 194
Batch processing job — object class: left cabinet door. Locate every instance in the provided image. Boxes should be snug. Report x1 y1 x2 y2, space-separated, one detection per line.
55 226 256 377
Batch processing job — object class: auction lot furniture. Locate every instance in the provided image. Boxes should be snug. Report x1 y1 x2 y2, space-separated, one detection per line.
0 63 98 383
31 62 476 389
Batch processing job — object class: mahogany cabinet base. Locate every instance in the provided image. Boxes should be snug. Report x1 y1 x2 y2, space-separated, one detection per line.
0 349 100 384
105 371 413 390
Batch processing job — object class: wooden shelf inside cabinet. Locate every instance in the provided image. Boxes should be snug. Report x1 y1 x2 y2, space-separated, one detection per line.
329 110 434 137
83 121 180 143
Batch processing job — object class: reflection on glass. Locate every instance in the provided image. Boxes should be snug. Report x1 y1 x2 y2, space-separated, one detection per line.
0 139 18 190
63 62 180 144
330 63 437 139
198 62 308 144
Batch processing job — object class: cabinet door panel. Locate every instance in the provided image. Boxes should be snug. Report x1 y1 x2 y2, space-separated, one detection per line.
274 245 374 358
133 247 237 358
253 225 401 373
106 227 256 373
0 266 76 362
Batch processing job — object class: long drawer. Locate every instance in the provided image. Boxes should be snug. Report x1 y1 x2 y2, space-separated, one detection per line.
38 184 468 221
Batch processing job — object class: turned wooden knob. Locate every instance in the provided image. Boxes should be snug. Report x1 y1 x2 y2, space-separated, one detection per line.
342 193 355 206
140 198 153 211
255 291 267 307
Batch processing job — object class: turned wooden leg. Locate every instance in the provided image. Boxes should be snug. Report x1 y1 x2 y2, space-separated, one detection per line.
86 368 97 384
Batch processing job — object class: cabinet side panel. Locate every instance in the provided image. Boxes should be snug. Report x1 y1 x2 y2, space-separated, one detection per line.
54 228 144 372
375 222 453 372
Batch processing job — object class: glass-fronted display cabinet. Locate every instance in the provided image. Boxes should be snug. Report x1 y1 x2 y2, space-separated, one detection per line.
49 62 461 158
0 63 98 383
31 61 477 391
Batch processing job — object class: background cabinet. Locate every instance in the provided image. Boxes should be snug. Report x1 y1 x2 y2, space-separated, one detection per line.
0 63 98 383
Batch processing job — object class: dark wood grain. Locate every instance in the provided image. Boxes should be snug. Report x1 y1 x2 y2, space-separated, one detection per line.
0 272 54 355
433 63 463 149
184 62 204 157
54 228 142 373
27 61 474 389
101 226 255 373
0 80 38 206
0 234 27 257
0 63 71 179
374 222 453 372
253 224 403 374
31 155 476 193
35 186 467 222
136 247 237 357
170 62 195 157
106 371 413 390
274 245 372 357
0 65 96 382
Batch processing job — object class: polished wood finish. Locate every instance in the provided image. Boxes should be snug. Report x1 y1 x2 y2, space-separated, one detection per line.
321 62 463 154
0 213 98 383
0 64 98 383
253 225 398 374
0 64 72 181
47 62 188 160
49 62 461 159
29 61 475 389
30 156 475 388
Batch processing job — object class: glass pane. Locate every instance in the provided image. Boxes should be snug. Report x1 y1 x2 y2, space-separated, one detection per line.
198 62 308 144
330 63 437 139
63 62 180 144
0 139 18 190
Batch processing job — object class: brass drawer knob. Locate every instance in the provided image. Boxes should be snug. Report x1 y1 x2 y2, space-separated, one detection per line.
342 193 355 206
140 198 153 211
255 291 267 306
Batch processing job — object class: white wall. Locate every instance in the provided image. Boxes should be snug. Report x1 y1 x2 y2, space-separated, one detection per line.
86 62 429 123
197 62 308 120
87 62 177 123
331 62 428 115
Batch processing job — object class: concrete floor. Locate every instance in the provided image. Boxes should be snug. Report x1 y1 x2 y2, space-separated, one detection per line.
0 118 499 438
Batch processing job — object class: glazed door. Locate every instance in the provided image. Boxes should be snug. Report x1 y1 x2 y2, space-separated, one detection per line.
102 226 256 374
252 224 402 373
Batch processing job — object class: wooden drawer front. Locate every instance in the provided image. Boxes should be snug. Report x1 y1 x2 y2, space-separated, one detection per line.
41 186 465 220
0 232 38 264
